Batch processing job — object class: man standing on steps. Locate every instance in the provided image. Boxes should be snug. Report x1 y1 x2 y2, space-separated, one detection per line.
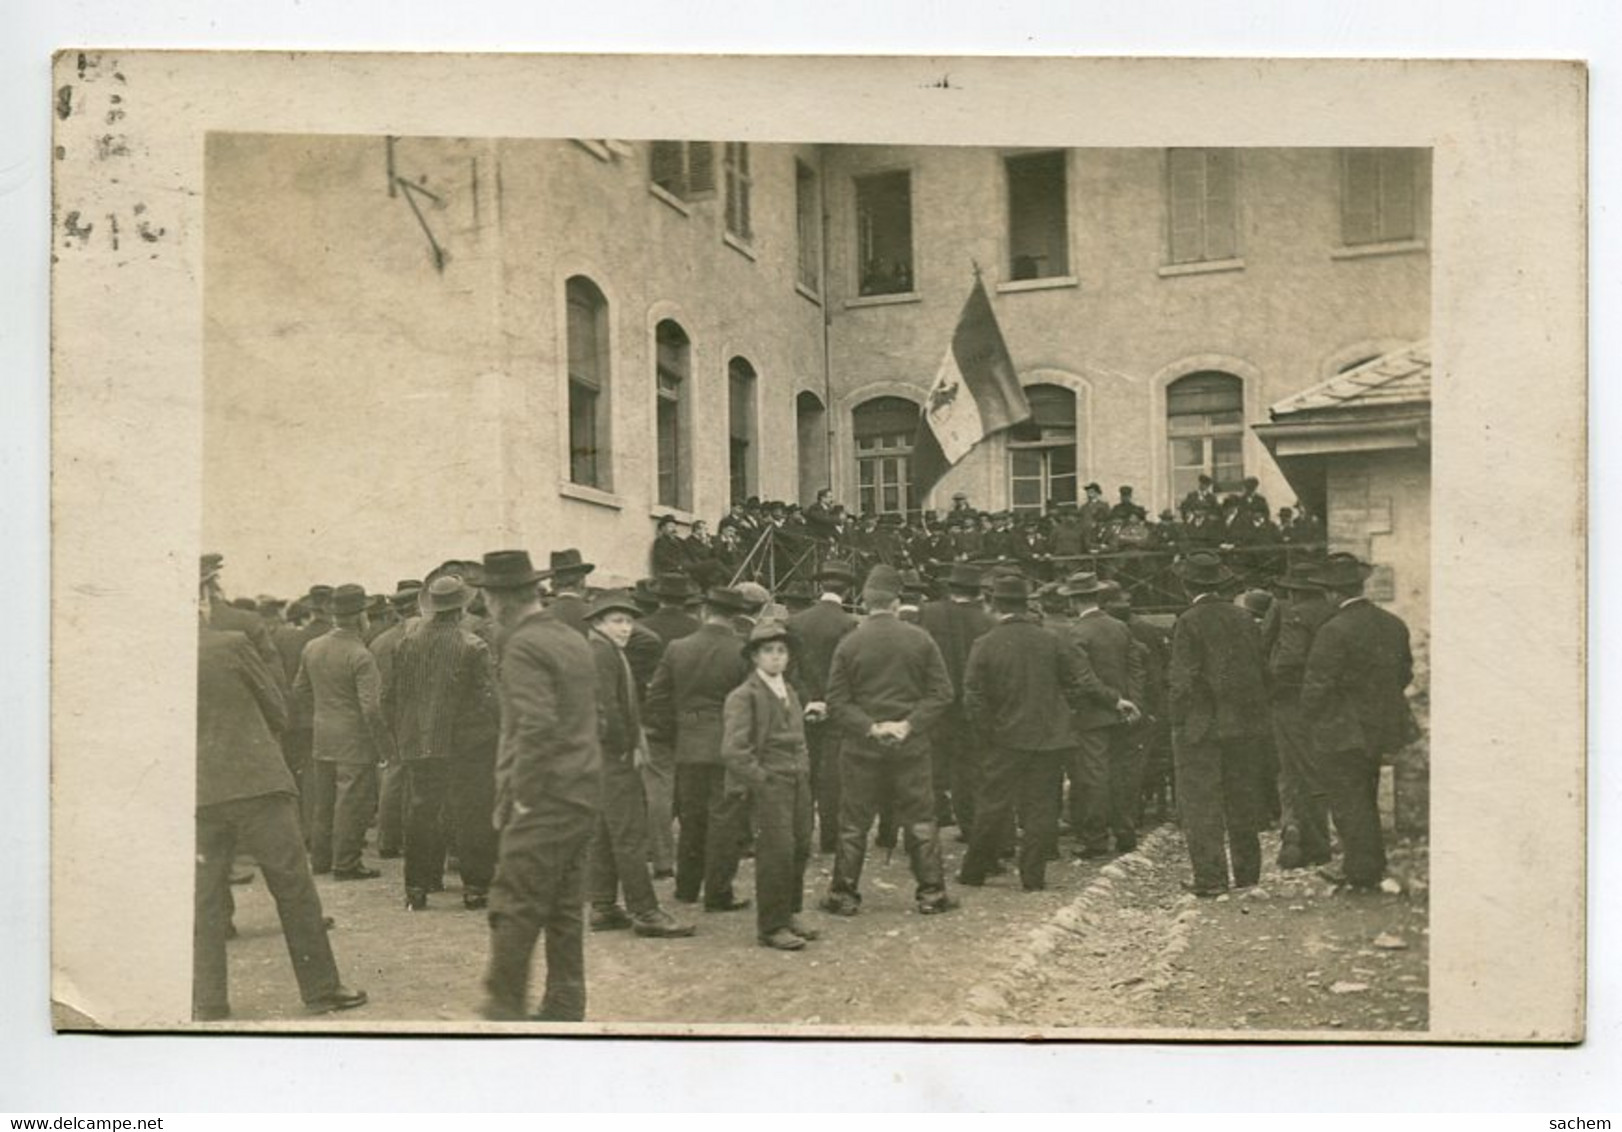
1167 552 1271 897
478 549 602 1022
959 575 1123 892
1300 553 1419 892
1266 561 1337 870
821 565 958 917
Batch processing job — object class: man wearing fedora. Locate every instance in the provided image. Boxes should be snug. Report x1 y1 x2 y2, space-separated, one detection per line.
787 559 860 853
822 564 958 917
643 586 755 911
368 580 424 861
918 562 995 839
1266 560 1337 870
477 549 601 1022
274 583 334 838
1168 552 1271 896
543 548 595 635
581 590 696 938
1300 553 1419 891
294 584 394 880
1059 571 1145 858
635 573 703 877
384 575 500 911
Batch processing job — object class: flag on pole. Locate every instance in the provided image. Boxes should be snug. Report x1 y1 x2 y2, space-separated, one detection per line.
910 274 1036 502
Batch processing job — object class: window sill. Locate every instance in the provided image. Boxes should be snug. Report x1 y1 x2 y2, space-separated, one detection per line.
648 183 691 216
995 275 1079 294
572 139 614 162
795 281 823 305
649 504 697 524
1331 239 1427 260
559 482 623 510
723 232 757 261
845 291 922 309
1158 258 1245 278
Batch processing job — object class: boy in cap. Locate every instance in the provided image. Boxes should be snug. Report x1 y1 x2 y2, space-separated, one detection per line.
583 592 695 938
722 621 820 950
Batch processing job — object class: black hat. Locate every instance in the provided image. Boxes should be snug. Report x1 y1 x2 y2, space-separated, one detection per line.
256 596 287 614
1084 482 1102 494
863 564 904 600
332 584 368 616
704 586 754 614
651 572 697 601
585 589 642 621
477 549 548 590
990 575 1031 604
1311 553 1375 590
780 579 815 603
549 548 595 579
306 584 335 608
1175 552 1235 588
944 563 982 592
1059 570 1107 598
1273 561 1326 592
814 559 858 584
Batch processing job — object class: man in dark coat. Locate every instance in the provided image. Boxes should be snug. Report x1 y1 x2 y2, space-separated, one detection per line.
543 548 595 634
959 576 1123 891
804 488 840 542
368 580 423 861
786 560 859 852
643 587 755 910
1300 553 1418 891
384 575 500 911
635 573 702 877
1059 572 1145 856
478 550 602 1022
1167 552 1271 896
1267 561 1337 869
650 516 688 576
194 592 365 1021
274 584 334 836
821 565 958 917
917 562 994 838
1102 583 1174 822
294 585 394 880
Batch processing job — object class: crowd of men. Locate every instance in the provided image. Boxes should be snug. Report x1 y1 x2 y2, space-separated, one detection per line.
193 488 1417 1024
649 478 1325 590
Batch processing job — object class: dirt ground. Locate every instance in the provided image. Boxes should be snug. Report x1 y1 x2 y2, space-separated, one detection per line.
221 820 1428 1032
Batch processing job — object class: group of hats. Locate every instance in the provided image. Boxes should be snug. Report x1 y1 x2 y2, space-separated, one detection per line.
1273 552 1375 591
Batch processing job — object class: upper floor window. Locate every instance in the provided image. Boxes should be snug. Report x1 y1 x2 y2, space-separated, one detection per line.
855 170 914 297
1340 148 1418 246
655 320 692 511
728 357 758 505
1006 151 1070 280
650 141 716 203
1166 148 1239 265
724 143 753 243
565 276 611 490
796 159 821 293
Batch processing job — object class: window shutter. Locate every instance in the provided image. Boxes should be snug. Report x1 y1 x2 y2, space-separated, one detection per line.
650 141 685 196
1203 149 1238 260
688 142 716 195
1378 149 1416 241
1167 149 1205 264
1341 149 1380 245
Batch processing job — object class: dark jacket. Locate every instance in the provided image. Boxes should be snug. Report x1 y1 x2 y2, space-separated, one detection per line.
197 627 294 808
293 627 394 765
1061 608 1141 731
917 597 995 700
640 606 701 647
1168 594 1270 744
383 617 498 761
546 592 590 636
1300 598 1418 757
1268 593 1337 698
827 612 954 743
624 621 666 701
651 534 688 576
588 631 644 761
721 670 811 790
1123 614 1170 718
964 615 1115 750
786 598 858 703
643 621 750 765
494 608 601 817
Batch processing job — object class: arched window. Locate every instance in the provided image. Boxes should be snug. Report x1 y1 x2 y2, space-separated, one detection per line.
1008 383 1079 516
655 320 692 510
565 277 611 489
1167 371 1245 501
796 391 828 505
852 396 918 515
728 357 758 505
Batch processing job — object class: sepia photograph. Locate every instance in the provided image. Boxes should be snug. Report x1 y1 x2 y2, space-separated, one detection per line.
44 52 1585 1049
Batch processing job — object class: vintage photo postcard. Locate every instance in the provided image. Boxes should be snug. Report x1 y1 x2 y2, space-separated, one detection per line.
48 52 1585 1040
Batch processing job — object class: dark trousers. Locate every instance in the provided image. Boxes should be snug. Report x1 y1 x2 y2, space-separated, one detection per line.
377 761 407 856
308 760 376 874
932 704 973 831
589 759 659 916
673 762 747 907
641 740 676 874
960 748 1066 890
194 793 340 1017
751 770 813 935
831 740 945 901
1174 735 1263 891
1272 697 1332 865
806 720 842 852
1071 725 1138 851
404 753 498 895
484 800 595 1021
1320 744 1386 887
285 728 315 838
